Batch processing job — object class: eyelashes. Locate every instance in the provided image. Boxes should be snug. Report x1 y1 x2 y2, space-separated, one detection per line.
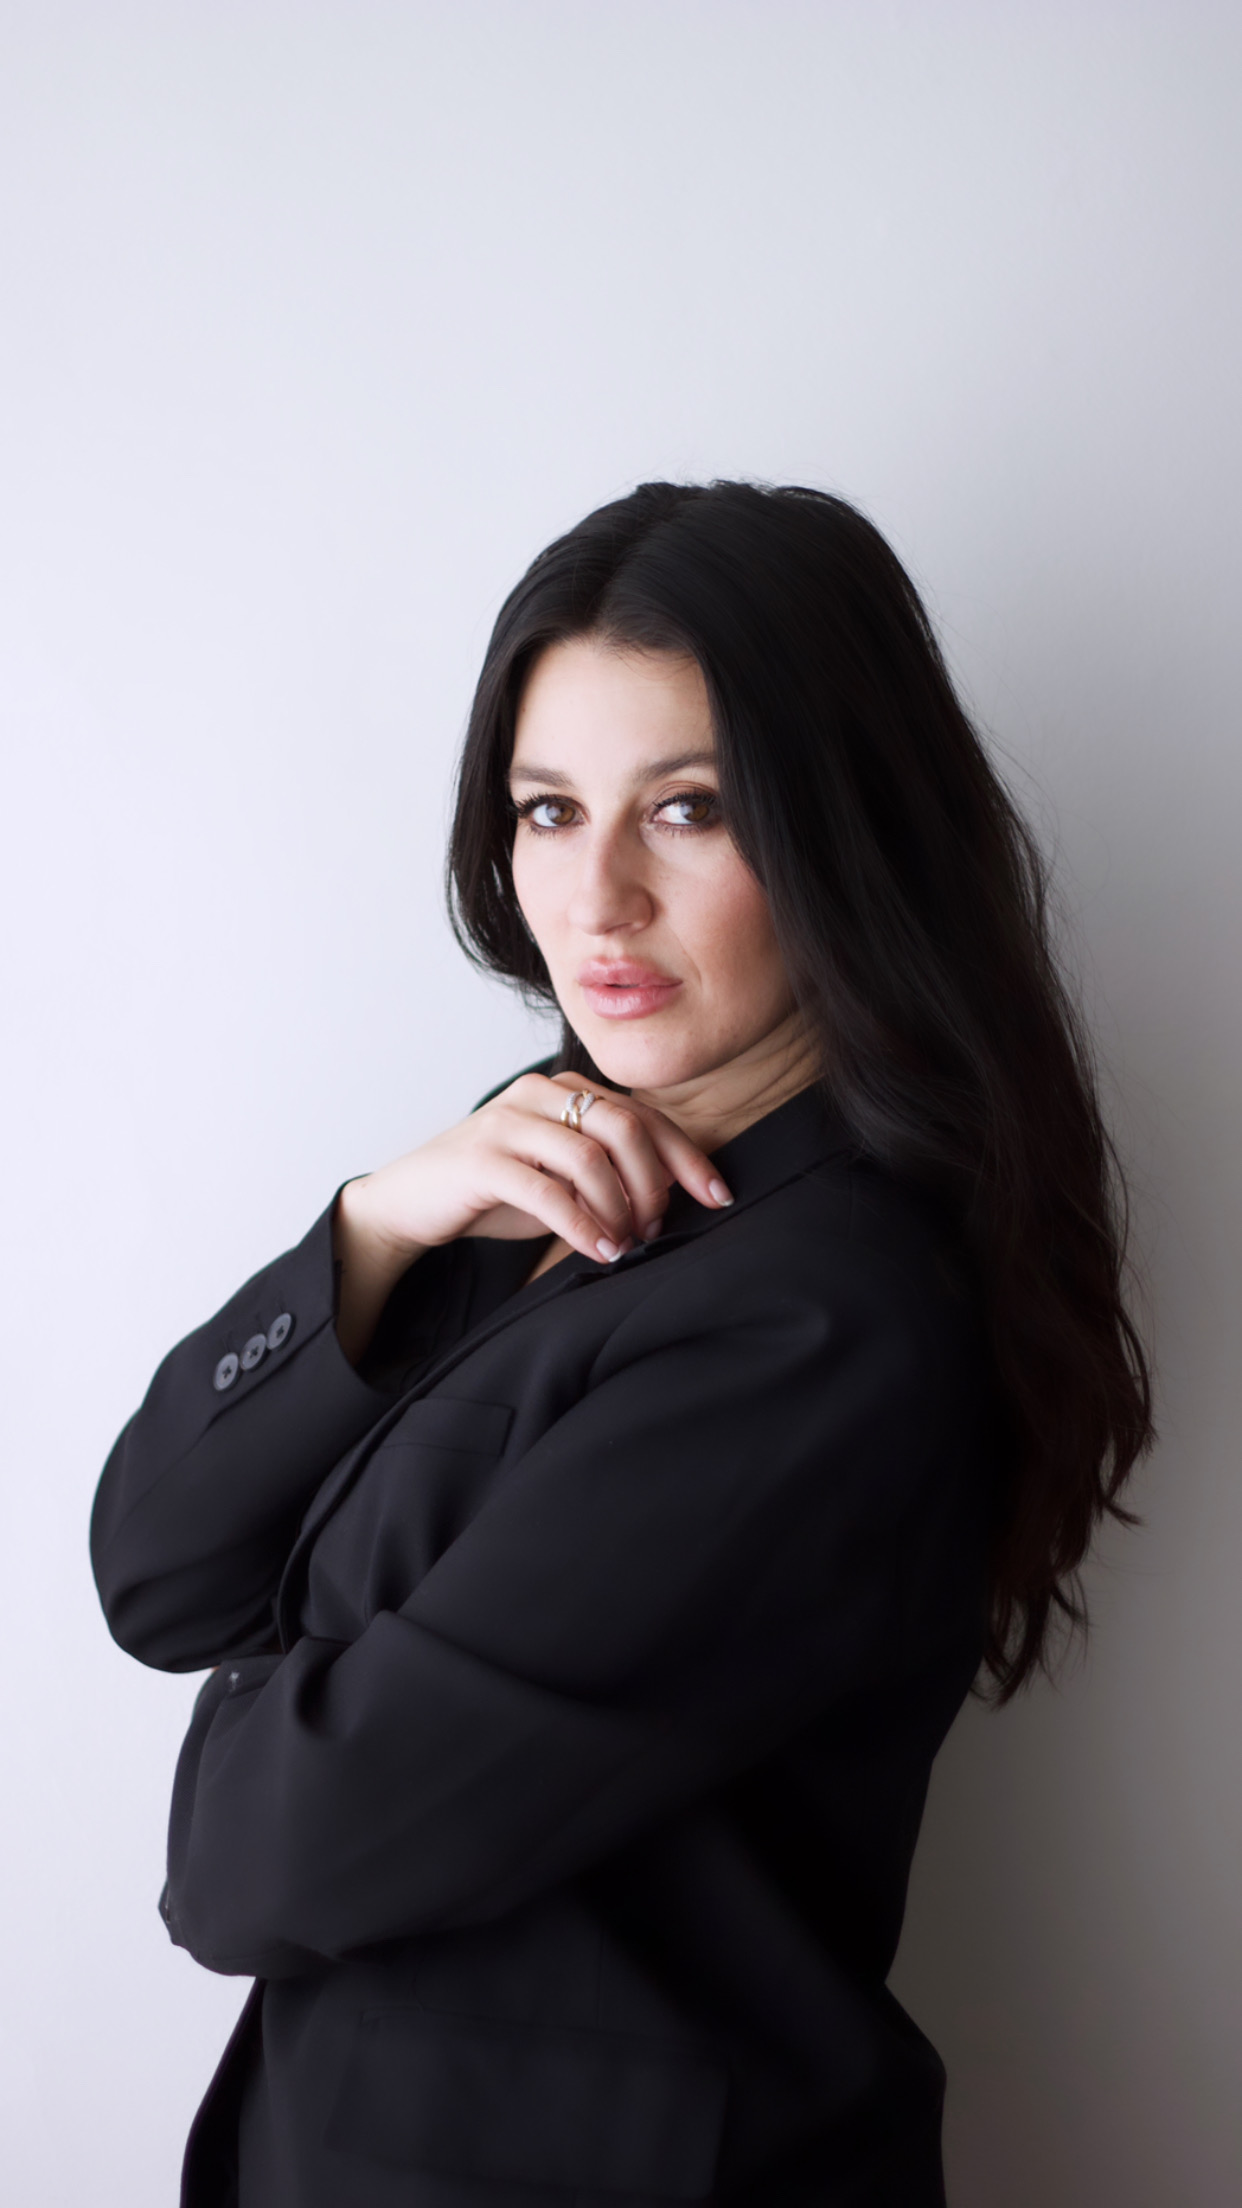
656 790 719 830
512 788 723 835
512 794 578 833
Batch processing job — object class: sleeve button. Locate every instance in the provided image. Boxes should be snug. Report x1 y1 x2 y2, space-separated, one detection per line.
212 1352 240 1392
240 1333 267 1372
266 1311 294 1351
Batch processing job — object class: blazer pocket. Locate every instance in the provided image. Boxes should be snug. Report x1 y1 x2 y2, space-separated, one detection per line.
379 1394 514 1458
324 2009 728 2200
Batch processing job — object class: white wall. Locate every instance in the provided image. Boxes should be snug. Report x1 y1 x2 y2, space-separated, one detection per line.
1 5 1238 2200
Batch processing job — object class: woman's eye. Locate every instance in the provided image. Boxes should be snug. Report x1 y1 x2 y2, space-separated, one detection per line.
656 791 719 828
522 797 579 830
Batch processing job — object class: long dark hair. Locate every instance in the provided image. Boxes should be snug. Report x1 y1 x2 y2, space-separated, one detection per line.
447 480 1153 1698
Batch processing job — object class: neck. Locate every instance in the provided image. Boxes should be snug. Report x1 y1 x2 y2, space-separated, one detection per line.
630 1010 821 1153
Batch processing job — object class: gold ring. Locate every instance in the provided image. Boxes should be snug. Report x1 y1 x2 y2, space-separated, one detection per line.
559 1089 597 1134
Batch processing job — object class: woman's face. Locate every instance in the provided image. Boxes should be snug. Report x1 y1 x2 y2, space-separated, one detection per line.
509 636 795 1092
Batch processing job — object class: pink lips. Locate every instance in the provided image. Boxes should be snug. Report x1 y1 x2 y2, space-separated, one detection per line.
576 960 683 1020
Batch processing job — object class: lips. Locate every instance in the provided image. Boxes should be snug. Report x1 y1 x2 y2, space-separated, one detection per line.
575 960 683 1021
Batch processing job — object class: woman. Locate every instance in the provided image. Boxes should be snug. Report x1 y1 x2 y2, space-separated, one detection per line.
92 480 1152 2207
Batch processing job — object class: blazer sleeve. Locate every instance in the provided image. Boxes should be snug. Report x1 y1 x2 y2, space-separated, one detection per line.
90 1199 461 1672
161 1232 988 1978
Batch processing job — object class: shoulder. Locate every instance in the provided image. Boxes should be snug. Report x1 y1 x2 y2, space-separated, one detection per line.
693 1146 975 1331
602 1146 987 1419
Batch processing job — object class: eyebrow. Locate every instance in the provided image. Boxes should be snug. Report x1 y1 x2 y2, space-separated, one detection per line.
508 749 718 789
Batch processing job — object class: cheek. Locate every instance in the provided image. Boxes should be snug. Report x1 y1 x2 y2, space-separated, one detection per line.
677 847 786 988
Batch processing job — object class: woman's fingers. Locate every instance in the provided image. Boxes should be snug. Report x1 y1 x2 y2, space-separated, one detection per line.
539 1111 668 1239
486 1155 635 1263
542 1075 733 1225
507 1117 641 1248
602 1098 731 1224
554 1094 673 1237
500 1077 654 1238
631 1103 735 1213
480 1072 735 1256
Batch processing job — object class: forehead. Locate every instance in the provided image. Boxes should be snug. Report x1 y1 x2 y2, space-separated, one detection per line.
511 638 712 772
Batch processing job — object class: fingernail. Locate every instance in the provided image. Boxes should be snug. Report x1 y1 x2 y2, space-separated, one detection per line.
641 1218 664 1241
708 1179 734 1206
596 1237 621 1261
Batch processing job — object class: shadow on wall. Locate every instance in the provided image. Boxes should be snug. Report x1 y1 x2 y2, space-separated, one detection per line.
891 1499 1240 2208
890 558 1242 2208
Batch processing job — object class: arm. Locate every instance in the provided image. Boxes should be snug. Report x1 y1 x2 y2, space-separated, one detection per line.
92 1075 726 1670
162 1238 986 1978
89 1198 442 1671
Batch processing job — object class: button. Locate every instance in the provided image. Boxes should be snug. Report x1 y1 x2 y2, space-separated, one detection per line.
266 1311 294 1351
240 1333 267 1372
213 1352 239 1392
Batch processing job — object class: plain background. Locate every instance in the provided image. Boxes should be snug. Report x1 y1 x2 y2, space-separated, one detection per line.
1 4 1239 2201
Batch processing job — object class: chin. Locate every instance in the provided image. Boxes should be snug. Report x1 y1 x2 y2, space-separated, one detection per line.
573 1020 722 1094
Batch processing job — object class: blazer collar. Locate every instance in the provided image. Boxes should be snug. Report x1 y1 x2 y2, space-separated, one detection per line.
676 1079 852 1220
481 1056 851 1237
551 1077 856 1285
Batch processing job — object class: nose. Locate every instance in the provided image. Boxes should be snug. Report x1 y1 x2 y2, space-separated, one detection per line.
564 822 653 937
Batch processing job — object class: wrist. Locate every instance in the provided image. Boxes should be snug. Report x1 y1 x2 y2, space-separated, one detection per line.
333 1175 427 1285
332 1176 427 1367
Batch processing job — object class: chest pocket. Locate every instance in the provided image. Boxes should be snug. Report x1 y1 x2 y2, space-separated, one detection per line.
387 1394 514 1457
302 1394 514 1639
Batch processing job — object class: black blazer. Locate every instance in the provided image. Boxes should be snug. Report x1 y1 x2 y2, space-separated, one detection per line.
92 1079 995 2208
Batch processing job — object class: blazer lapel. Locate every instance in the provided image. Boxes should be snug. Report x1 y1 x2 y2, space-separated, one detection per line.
274 1252 597 1644
275 1083 854 1644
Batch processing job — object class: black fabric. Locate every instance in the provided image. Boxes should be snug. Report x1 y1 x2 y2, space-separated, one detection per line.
91 1080 997 2207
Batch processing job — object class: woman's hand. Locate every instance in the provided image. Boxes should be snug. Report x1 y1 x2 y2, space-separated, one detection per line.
332 1071 733 1363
